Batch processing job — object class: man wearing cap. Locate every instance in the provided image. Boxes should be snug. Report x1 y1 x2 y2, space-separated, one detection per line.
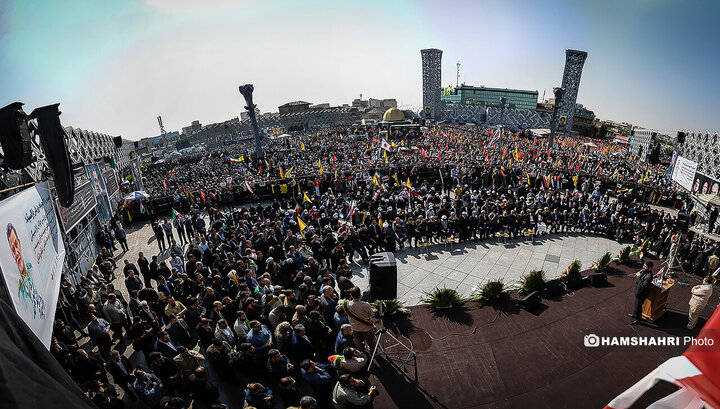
343 287 375 353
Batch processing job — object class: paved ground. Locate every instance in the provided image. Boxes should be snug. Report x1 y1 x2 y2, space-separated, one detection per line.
119 216 625 306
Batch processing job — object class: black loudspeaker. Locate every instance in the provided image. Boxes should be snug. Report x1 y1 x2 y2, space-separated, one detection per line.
677 131 686 144
134 141 139 149
30 104 75 207
519 291 541 310
586 273 608 287
114 136 122 148
543 279 565 298
369 252 397 300
0 102 34 169
676 213 690 233
562 274 584 291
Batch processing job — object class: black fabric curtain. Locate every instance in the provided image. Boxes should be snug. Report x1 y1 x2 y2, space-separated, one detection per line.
0 298 96 409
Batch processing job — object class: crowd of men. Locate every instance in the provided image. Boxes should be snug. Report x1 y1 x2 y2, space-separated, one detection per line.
50 124 719 409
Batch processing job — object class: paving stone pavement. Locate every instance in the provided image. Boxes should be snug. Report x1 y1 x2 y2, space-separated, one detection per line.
117 217 625 307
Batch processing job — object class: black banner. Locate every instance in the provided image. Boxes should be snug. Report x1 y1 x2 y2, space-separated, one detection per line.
103 169 119 197
56 182 96 232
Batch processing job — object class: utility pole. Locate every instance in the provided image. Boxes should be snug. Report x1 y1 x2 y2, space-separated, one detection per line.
456 61 461 87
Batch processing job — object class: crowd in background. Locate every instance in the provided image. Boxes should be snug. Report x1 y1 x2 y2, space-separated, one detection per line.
50 124 720 409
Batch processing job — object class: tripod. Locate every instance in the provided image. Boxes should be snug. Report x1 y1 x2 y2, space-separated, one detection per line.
368 302 416 371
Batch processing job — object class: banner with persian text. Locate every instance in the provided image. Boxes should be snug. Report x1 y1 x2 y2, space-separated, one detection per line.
0 182 66 348
671 156 698 192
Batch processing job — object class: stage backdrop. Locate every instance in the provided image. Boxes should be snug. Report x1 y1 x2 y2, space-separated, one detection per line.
671 156 698 192
0 182 66 348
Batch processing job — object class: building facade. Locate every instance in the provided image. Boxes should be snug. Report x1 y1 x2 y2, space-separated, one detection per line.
630 128 657 162
278 101 311 115
441 86 538 110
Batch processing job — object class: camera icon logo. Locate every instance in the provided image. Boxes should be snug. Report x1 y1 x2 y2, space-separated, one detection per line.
584 334 600 347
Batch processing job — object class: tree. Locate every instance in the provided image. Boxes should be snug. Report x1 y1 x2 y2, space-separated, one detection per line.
648 144 661 165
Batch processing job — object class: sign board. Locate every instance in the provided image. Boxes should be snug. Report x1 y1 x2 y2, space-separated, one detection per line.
103 169 119 197
86 163 113 223
0 182 66 348
56 181 96 232
671 156 698 192
558 116 567 129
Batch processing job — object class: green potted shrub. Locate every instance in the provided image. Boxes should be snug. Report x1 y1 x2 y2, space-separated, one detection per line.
614 246 632 264
372 299 410 317
592 252 613 271
472 279 508 303
519 270 545 294
421 287 465 309
560 260 583 290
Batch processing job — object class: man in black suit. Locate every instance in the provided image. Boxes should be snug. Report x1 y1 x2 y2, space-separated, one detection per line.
166 314 195 348
137 252 151 288
630 261 655 325
154 331 179 358
106 350 135 398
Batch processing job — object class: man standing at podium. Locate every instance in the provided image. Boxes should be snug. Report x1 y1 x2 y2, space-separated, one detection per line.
629 261 654 325
687 277 713 330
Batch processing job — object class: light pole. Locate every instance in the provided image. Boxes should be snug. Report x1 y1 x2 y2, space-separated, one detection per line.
238 84 263 160
548 87 564 148
499 97 507 127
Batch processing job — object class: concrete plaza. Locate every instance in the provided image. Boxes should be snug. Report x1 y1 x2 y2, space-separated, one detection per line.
121 218 625 306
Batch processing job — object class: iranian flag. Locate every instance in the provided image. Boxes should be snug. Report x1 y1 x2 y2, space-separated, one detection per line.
172 208 184 221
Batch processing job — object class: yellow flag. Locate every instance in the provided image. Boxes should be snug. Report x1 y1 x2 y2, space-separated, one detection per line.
573 175 579 187
265 159 270 169
297 217 307 236
393 174 400 186
378 216 383 228
318 159 323 174
301 142 306 151
279 167 284 179
286 166 294 178
384 150 388 164
334 169 338 179
526 172 531 185
406 178 412 189
239 155 244 162
304 192 312 203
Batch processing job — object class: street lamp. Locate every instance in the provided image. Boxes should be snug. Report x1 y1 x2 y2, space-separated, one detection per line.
548 87 564 148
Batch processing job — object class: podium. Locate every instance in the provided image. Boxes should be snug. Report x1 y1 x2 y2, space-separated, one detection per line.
641 279 675 322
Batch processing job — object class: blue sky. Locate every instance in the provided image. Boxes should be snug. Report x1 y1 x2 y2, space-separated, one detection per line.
1 0 719 139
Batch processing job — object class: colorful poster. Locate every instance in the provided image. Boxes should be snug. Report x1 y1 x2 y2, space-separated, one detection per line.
0 182 66 348
671 156 698 192
131 158 144 191
86 163 113 223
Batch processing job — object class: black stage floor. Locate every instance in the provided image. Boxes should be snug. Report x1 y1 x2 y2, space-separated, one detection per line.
367 257 714 409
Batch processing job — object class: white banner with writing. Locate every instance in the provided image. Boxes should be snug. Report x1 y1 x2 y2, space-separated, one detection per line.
0 183 66 348
671 156 698 192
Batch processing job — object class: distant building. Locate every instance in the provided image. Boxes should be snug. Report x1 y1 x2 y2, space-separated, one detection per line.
240 108 260 121
182 120 202 135
441 85 538 111
536 99 596 134
279 101 311 115
310 103 330 109
630 129 657 162
352 98 397 110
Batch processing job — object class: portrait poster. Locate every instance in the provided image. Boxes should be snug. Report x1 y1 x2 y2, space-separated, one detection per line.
131 158 144 191
86 163 113 223
0 182 66 348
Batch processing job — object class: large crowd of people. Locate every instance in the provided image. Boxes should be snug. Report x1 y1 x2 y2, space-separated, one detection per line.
50 124 719 409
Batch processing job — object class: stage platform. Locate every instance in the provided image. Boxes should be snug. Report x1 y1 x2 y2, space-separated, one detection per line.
368 257 716 409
